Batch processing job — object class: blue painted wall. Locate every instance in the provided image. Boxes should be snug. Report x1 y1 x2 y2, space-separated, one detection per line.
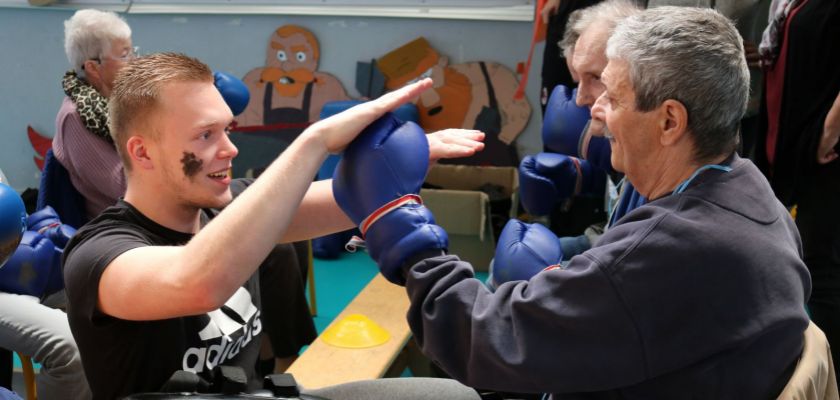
0 7 544 191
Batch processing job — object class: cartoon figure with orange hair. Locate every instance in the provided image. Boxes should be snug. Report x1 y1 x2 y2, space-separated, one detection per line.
233 25 349 177
377 38 530 167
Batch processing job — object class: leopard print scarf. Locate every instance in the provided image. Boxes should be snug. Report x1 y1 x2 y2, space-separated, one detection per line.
62 70 113 143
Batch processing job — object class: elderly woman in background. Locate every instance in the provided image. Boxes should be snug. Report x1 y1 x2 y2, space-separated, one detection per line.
53 9 133 221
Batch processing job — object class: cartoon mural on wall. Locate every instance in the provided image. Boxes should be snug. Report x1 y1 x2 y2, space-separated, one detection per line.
375 38 531 167
232 25 350 177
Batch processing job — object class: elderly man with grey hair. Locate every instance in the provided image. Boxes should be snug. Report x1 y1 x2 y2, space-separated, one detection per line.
344 6 811 398
503 0 642 276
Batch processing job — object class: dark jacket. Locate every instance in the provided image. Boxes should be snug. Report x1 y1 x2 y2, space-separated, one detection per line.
403 155 810 399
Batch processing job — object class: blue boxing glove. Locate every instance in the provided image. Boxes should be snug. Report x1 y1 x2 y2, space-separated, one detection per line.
0 206 78 298
488 219 563 290
542 85 591 156
0 182 26 269
333 114 448 285
519 152 606 217
214 71 250 116
27 206 76 249
0 231 62 298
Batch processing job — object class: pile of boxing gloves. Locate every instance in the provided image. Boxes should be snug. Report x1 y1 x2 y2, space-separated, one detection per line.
0 203 76 300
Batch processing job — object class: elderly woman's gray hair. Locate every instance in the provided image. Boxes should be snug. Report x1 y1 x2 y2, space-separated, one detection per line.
606 6 749 161
64 9 131 78
559 0 641 59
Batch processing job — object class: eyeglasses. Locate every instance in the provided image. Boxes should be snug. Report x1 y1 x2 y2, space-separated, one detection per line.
84 46 139 69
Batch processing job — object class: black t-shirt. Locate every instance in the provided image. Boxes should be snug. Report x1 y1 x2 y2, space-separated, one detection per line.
63 180 263 400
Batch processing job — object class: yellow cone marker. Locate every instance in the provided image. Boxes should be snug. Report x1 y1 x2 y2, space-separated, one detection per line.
321 313 390 349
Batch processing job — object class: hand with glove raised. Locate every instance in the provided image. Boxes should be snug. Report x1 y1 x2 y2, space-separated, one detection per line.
333 113 448 285
488 219 564 290
542 85 592 155
214 71 250 117
519 152 606 217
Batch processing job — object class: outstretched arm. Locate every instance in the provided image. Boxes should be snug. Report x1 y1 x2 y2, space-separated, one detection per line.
280 126 485 242
95 79 434 321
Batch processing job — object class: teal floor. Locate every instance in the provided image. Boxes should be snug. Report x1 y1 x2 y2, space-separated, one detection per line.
308 250 380 333
308 251 488 334
305 250 487 378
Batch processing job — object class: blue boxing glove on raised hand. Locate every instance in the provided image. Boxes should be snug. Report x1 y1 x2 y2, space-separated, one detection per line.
214 71 250 116
519 152 606 217
542 85 591 155
488 219 563 290
333 114 448 285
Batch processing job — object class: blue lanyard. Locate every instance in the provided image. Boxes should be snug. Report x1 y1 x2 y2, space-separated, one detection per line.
672 164 732 195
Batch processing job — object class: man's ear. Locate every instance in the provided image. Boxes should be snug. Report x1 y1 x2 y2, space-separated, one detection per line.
659 99 689 147
125 135 154 170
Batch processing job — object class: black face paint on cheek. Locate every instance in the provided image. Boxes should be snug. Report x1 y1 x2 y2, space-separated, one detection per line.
180 151 204 178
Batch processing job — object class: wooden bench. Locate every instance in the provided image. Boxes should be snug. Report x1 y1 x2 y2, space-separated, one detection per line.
287 273 412 389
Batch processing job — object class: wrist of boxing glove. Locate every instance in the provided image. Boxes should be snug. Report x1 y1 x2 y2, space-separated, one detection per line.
403 249 449 271
363 204 448 285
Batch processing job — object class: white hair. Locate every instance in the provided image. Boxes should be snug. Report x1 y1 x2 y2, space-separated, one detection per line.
560 0 641 58
606 6 749 161
64 9 131 78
